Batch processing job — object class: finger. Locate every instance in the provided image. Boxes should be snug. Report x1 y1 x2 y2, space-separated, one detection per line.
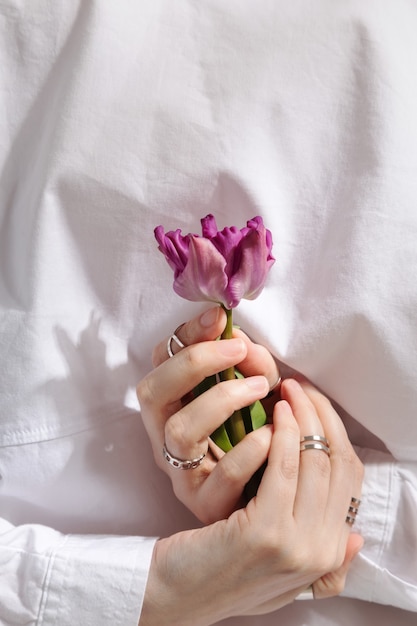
299 381 364 530
138 338 247 421
152 306 226 366
232 327 280 391
314 533 364 599
195 425 274 523
280 379 330 528
164 376 270 462
253 533 363 611
298 381 364 564
255 399 300 527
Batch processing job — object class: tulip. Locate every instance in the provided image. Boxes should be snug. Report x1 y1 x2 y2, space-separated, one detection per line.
154 214 274 309
155 215 275 496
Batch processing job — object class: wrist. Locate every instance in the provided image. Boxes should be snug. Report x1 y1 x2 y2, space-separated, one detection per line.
139 529 224 626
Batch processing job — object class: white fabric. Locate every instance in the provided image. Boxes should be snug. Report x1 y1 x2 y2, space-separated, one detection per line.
1 0 417 624
0 518 155 625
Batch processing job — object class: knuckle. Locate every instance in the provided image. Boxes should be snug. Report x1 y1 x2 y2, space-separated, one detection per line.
318 571 346 598
331 577 346 596
182 344 205 370
248 527 282 559
308 450 331 477
279 454 300 481
164 413 190 448
245 428 271 457
218 457 243 487
276 427 300 481
337 442 358 470
136 375 155 406
215 380 236 401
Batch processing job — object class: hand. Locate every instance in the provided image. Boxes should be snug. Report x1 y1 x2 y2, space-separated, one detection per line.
137 306 280 522
139 377 364 625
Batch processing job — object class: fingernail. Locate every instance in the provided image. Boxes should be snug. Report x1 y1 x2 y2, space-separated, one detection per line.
216 338 245 356
245 376 269 393
283 378 301 391
200 307 220 327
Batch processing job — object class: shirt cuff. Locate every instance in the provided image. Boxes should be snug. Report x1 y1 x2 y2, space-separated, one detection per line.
342 447 417 611
40 533 157 626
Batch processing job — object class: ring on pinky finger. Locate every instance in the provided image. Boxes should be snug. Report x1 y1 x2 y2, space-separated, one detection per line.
346 497 362 526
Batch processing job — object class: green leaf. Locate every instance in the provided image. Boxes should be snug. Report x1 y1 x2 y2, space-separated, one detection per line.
249 399 267 430
234 370 267 431
193 374 218 397
193 368 267 453
210 423 234 452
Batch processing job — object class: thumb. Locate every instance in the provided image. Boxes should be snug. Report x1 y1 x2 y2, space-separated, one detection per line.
314 534 364 599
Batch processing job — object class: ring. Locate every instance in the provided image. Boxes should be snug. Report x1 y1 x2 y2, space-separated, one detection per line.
300 435 330 456
346 496 362 526
270 375 282 391
162 443 206 470
267 375 282 398
295 585 314 601
167 324 186 358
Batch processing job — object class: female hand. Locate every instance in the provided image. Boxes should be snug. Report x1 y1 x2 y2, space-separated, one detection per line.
137 306 280 522
139 376 364 625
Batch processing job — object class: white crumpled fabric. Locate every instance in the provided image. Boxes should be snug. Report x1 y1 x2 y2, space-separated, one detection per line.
0 1 416 624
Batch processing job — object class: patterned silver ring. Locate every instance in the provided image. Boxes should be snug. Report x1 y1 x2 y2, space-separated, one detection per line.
162 443 206 470
346 496 362 526
167 324 186 358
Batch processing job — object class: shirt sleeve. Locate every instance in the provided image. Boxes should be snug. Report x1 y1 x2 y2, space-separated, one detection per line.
0 519 157 626
342 447 417 611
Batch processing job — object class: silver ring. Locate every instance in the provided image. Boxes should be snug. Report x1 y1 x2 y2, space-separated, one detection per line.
346 496 361 526
300 435 329 446
300 435 330 456
162 443 206 470
295 585 314 601
270 375 282 391
300 442 330 455
167 324 186 358
266 376 282 398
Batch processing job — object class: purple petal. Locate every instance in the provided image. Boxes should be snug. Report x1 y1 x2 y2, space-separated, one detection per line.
154 226 190 277
211 227 244 273
246 217 275 263
155 214 275 309
173 236 230 306
200 214 219 238
227 219 275 306
200 216 246 285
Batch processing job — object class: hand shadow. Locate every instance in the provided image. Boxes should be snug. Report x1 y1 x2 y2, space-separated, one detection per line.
33 312 198 535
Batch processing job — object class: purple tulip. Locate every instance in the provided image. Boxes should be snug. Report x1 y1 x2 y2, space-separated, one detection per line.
154 214 275 309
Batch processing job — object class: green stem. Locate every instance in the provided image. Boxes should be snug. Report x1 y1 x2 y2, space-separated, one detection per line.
220 305 246 445
220 306 235 379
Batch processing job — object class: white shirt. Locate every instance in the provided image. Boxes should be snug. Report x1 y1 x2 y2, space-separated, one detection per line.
0 1 416 624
